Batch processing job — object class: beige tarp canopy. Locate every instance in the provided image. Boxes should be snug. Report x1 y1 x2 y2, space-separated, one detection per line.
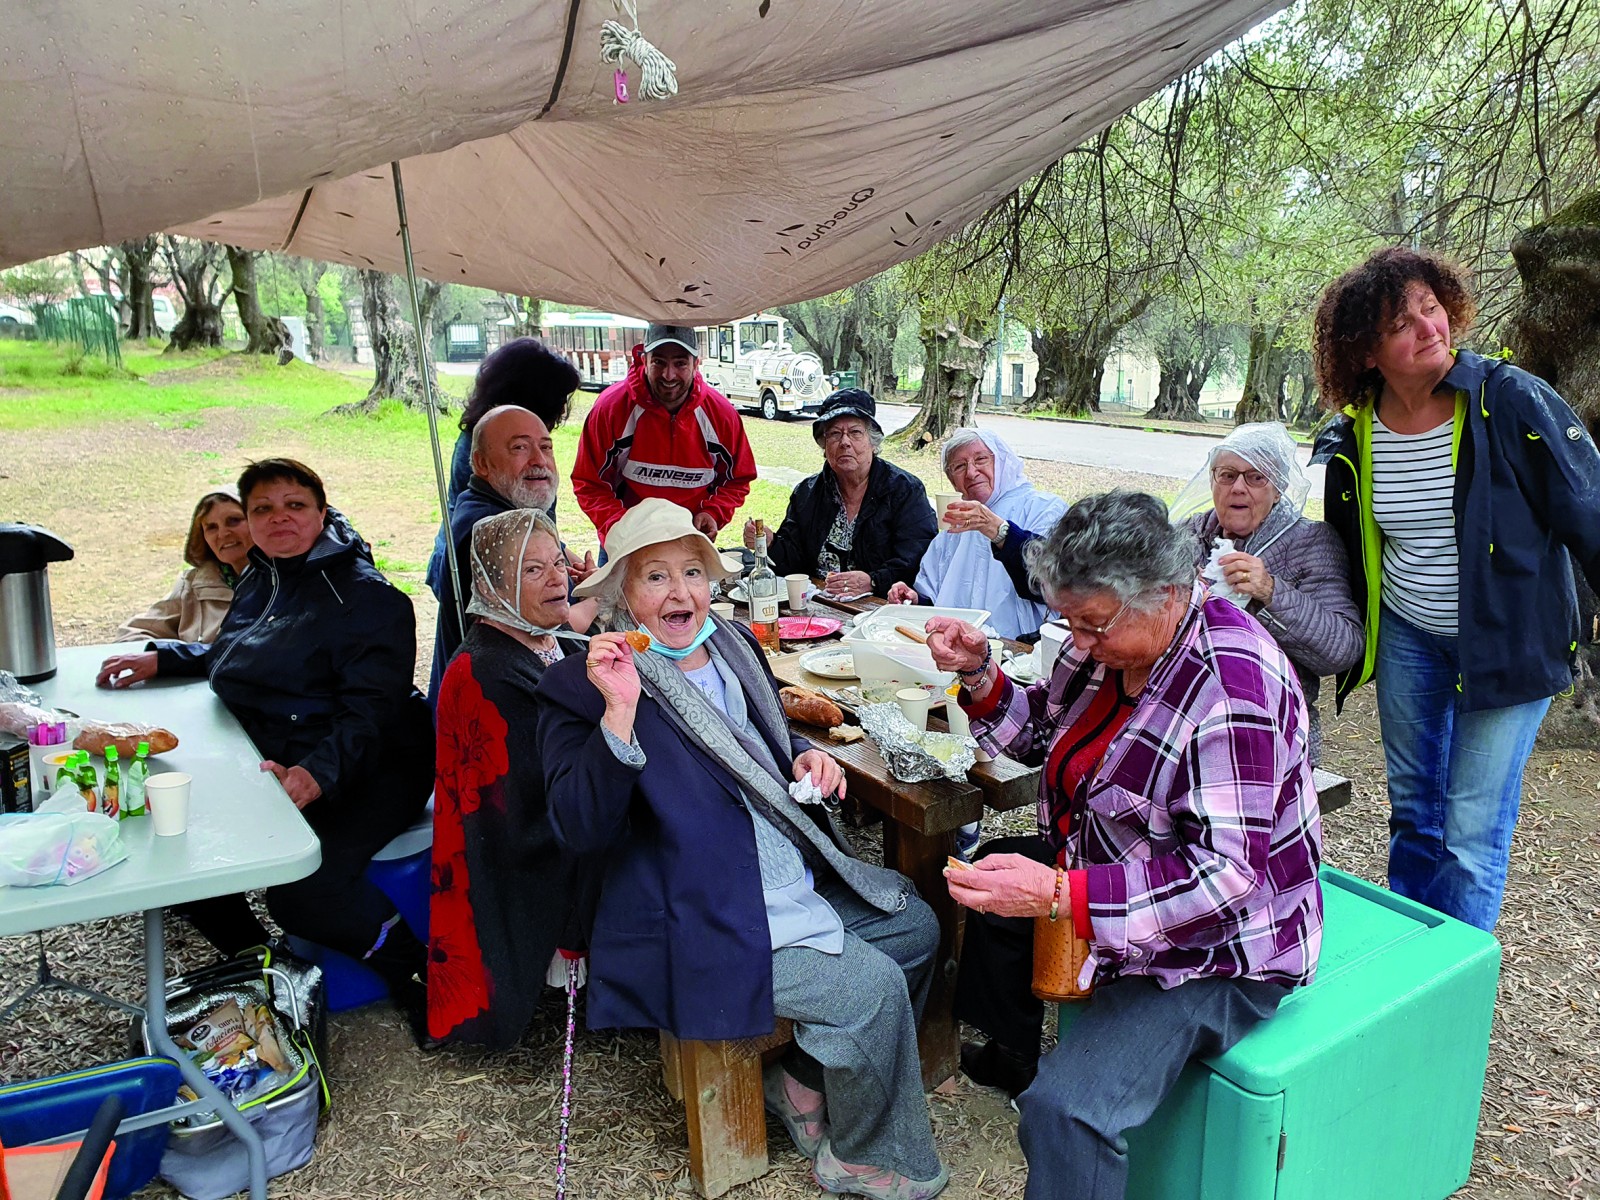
4 0 1280 322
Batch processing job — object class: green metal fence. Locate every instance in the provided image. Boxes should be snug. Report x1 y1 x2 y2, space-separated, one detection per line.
31 295 122 366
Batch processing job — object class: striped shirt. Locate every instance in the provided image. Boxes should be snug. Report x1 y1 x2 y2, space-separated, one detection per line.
1371 413 1459 635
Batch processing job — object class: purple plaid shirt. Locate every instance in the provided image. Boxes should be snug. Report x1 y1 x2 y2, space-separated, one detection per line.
968 584 1323 989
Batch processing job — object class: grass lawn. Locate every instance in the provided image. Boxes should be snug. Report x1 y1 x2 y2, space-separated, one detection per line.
0 340 1175 668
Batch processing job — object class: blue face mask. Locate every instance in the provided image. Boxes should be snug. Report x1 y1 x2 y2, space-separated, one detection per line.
644 614 718 661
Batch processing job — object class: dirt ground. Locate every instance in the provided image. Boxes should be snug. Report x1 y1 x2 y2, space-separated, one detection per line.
1 381 1597 1198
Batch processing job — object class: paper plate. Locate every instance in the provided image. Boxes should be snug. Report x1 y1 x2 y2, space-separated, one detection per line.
799 647 857 679
778 616 842 641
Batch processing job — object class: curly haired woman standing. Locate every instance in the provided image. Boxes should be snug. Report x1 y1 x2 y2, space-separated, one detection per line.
1313 246 1600 930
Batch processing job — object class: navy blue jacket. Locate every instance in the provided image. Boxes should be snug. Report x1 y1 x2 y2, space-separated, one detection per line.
768 457 936 595
535 634 821 1041
1321 350 1600 712
429 474 515 698
155 510 432 817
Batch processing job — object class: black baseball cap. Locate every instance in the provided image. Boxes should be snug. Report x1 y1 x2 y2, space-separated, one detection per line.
812 387 883 443
643 324 699 356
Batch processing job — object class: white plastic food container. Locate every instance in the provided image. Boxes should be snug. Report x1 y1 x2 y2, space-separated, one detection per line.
845 605 991 690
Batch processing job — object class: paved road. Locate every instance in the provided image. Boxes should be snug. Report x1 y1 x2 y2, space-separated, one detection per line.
874 403 1323 487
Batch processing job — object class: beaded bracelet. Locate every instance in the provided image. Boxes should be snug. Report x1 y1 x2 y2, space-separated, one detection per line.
1048 866 1065 922
957 641 993 681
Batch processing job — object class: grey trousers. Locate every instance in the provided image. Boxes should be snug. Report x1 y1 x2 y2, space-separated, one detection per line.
1018 974 1287 1200
771 878 943 1181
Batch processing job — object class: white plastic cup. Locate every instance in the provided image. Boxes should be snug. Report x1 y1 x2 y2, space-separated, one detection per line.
895 686 932 732
944 695 971 739
784 574 809 609
145 772 192 836
710 602 736 621
1040 621 1070 676
934 492 959 526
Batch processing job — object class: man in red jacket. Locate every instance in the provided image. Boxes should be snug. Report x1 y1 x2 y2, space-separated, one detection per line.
572 323 758 545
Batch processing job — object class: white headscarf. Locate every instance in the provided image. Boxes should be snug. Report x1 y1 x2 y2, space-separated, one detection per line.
467 508 569 637
915 428 1067 639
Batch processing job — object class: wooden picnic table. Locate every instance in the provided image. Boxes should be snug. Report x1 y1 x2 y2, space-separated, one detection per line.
748 590 1040 1087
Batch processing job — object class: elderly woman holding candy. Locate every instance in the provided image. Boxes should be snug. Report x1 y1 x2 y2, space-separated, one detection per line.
539 498 948 1199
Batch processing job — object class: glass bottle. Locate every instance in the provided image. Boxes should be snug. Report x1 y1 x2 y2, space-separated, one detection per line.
747 520 782 653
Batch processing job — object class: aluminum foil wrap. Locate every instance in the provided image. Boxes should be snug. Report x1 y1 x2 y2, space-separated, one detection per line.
857 702 977 782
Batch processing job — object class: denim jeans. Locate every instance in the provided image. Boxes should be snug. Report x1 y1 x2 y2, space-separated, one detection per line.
1018 975 1286 1200
1375 606 1550 931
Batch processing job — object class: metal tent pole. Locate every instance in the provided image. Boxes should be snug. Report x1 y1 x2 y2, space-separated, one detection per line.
391 160 465 649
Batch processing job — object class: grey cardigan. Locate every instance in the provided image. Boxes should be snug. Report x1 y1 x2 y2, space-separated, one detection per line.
1186 512 1365 763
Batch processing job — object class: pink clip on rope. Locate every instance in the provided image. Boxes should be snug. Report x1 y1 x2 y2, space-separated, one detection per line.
613 69 630 104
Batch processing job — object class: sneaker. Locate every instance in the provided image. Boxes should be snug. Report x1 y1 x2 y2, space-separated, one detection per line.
762 1062 827 1159
812 1137 949 1199
959 1039 1037 1100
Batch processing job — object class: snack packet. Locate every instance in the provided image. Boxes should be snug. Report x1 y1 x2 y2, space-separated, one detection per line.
174 998 287 1102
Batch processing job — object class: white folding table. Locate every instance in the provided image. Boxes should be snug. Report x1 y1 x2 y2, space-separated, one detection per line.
0 644 322 1200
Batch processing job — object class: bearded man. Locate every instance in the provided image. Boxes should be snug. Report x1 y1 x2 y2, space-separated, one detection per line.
430 405 564 695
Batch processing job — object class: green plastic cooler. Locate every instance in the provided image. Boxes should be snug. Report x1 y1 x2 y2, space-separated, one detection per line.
1057 867 1500 1200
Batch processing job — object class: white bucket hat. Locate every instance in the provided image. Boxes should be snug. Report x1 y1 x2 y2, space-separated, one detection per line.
573 498 743 599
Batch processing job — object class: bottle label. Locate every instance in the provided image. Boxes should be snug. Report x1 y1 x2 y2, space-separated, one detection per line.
752 595 779 623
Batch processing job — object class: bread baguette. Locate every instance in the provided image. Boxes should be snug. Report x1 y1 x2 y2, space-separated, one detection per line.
780 685 844 729
76 721 179 758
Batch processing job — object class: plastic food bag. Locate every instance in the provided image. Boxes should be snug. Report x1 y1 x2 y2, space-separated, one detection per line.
0 812 127 887
37 770 95 815
1201 537 1251 609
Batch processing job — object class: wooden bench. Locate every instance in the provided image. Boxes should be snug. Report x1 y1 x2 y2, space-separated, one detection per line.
658 1020 795 1198
1313 767 1353 813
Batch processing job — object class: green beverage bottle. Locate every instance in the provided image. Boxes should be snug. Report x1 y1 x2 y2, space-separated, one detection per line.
123 741 150 818
103 745 122 819
73 752 99 813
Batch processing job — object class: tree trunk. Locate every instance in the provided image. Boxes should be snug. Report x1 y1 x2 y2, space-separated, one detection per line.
332 270 442 413
226 246 290 357
497 293 543 340
1235 322 1289 424
292 259 330 361
1286 360 1319 429
303 287 325 360
162 239 225 352
1508 184 1600 733
120 238 161 340
1029 327 1108 416
1508 189 1600 441
892 317 987 447
1148 356 1206 420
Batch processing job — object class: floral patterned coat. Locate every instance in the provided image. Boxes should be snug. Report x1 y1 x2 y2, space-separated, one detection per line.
429 623 598 1048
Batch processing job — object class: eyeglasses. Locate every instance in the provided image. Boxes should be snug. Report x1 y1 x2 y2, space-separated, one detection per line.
1212 468 1271 490
1064 595 1135 640
822 427 870 446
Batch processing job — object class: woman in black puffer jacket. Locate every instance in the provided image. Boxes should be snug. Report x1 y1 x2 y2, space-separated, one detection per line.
98 458 434 1043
